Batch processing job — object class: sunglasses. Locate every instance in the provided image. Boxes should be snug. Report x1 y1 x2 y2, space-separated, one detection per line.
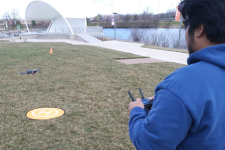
182 20 189 30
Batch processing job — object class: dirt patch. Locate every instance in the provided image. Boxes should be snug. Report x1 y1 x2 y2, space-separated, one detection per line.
116 58 165 64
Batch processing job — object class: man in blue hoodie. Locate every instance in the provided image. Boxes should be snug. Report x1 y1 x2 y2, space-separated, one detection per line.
128 0 225 149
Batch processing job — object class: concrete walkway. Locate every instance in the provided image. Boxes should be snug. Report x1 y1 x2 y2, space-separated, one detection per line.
0 38 189 65
91 41 188 65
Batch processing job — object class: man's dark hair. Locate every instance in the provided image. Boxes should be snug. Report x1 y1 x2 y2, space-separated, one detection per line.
178 0 225 43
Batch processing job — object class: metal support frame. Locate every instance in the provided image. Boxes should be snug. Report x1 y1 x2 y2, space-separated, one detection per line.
178 15 183 49
46 20 54 34
25 19 30 34
113 13 117 40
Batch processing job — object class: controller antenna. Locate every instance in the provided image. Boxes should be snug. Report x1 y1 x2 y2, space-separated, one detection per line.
128 91 136 102
139 88 145 99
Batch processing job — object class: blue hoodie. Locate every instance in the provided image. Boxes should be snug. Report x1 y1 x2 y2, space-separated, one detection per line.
129 44 225 150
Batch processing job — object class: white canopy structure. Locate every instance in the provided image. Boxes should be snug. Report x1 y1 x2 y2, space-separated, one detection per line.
25 0 87 34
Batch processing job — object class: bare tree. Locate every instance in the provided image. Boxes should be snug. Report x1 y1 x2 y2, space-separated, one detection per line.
145 7 150 14
152 16 159 28
2 9 20 20
11 9 20 20
139 10 152 22
165 11 171 28
124 14 131 22
1 9 20 29
168 8 176 18
172 34 187 49
11 9 20 28
2 12 11 20
129 28 145 42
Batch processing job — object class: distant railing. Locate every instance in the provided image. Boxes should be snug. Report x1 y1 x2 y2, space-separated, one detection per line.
86 26 103 33
47 26 105 41
47 26 104 34
48 28 71 33
0 29 32 38
0 27 109 41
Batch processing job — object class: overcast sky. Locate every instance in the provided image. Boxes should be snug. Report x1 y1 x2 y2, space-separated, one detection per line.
0 0 181 19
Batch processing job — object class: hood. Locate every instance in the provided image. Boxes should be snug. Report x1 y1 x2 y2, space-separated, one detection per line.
187 44 225 68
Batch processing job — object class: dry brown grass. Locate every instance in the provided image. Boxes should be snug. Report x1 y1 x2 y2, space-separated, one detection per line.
0 42 184 149
0 40 9 43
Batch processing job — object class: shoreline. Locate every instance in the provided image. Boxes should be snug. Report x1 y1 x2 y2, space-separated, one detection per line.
88 21 182 29
102 26 180 29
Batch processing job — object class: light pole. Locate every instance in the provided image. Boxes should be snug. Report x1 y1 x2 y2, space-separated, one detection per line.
113 12 117 40
103 9 104 20
169 4 171 21
111 1 113 15
98 7 99 15
178 0 182 49
139 1 140 14
158 0 160 19
178 15 183 49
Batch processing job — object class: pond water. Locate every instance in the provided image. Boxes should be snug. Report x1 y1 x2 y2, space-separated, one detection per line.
0 28 187 49
103 28 186 41
103 28 187 49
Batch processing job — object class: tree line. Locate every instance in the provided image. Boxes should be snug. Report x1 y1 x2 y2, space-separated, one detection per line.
90 8 176 22
1 9 51 30
89 8 176 28
1 8 176 30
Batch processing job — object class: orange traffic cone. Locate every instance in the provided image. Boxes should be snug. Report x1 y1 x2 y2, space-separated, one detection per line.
49 47 53 54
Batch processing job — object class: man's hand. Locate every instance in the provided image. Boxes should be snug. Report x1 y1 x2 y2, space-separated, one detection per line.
148 96 154 100
128 98 144 115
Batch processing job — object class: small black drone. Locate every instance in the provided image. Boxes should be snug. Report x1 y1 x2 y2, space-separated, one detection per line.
20 68 41 75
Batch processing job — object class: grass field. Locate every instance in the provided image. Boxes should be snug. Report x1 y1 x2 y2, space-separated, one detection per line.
0 40 9 43
0 42 185 149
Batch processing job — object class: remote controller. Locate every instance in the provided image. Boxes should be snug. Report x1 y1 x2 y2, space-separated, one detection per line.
128 89 153 114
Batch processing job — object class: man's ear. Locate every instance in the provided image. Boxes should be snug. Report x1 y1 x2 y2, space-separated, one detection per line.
196 24 205 38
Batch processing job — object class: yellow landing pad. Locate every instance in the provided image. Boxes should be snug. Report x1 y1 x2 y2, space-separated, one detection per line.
26 108 65 120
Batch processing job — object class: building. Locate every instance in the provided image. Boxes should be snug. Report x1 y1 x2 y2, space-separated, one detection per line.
25 0 87 34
